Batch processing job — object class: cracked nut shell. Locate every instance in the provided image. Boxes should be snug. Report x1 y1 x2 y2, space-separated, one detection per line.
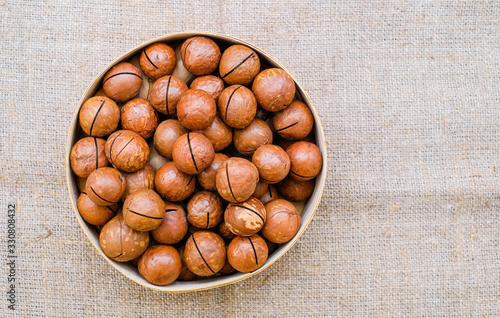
79 96 120 137
187 191 223 229
181 36 221 76
227 234 268 273
219 44 260 85
273 100 313 140
85 167 125 206
123 189 166 232
151 202 188 245
99 214 149 262
172 132 215 175
140 42 176 80
177 89 217 130
105 130 150 173
120 98 159 139
149 75 188 116
70 137 109 178
261 199 301 243
197 153 229 191
216 157 259 203
252 68 295 112
225 197 266 236
277 176 315 202
154 161 196 201
153 119 188 160
77 192 117 225
252 144 290 184
218 85 257 129
184 231 226 276
286 141 323 181
138 245 181 286
103 62 143 102
233 118 273 156
190 75 224 101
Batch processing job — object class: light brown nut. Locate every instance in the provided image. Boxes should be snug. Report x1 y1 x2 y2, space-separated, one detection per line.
184 231 226 276
261 199 301 243
224 197 266 236
70 137 109 178
227 234 268 273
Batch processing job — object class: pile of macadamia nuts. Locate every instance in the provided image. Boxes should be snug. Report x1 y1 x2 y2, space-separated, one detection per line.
70 36 323 286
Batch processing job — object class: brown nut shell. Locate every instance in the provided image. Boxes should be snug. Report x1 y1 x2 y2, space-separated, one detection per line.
216 157 259 203
197 153 229 191
121 163 155 201
227 234 268 273
181 36 221 76
172 132 215 175
195 115 232 152
151 202 188 245
225 197 266 236
277 177 315 202
79 96 120 137
252 68 295 112
85 167 125 206
177 245 197 281
261 199 301 243
252 180 269 198
218 85 257 129
138 245 181 286
233 118 273 156
252 144 290 184
140 43 176 80
70 137 109 178
120 98 159 139
190 75 224 101
154 161 196 201
286 141 323 181
99 214 149 262
77 192 117 225
105 130 150 173
273 100 314 140
187 191 223 229
184 231 226 276
153 119 188 160
218 222 237 242
149 75 188 116
103 62 143 102
123 189 166 231
219 45 260 85
257 184 279 205
177 89 217 130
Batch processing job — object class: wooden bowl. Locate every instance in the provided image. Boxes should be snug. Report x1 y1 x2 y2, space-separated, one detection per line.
65 32 327 292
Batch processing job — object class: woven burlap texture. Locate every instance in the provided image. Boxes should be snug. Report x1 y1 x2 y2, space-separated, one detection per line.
1 1 499 317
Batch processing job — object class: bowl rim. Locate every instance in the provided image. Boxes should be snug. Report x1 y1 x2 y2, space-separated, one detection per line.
65 31 327 293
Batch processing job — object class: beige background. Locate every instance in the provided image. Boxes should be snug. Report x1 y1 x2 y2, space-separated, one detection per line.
1 0 499 317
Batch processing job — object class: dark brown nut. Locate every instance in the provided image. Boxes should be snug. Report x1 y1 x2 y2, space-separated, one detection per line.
225 197 266 236
103 62 143 102
139 43 176 80
151 202 188 245
120 98 159 139
154 161 195 201
153 119 188 160
273 100 313 140
99 214 149 262
187 191 223 229
219 255 236 275
278 133 315 150
233 119 273 156
123 189 166 231
252 144 290 184
76 176 87 192
149 75 188 116
172 132 215 175
277 177 315 202
70 137 109 178
184 231 226 276
77 192 117 225
255 107 271 121
195 115 232 152
265 239 279 255
257 184 278 205
121 163 155 201
79 96 120 137
177 245 197 281
190 75 224 101
187 223 203 236
218 85 257 129
286 141 323 181
177 89 217 130
227 234 268 273
252 180 269 198
105 130 150 173
181 36 221 76
138 245 181 286
216 157 259 203
85 167 125 206
219 45 260 85
252 68 296 112
197 153 229 191
218 222 237 242
261 199 301 243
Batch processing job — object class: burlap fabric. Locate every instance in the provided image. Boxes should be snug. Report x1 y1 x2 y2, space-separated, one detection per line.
1 1 499 316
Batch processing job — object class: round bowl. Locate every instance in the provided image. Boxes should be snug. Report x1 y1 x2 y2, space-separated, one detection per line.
66 32 327 292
